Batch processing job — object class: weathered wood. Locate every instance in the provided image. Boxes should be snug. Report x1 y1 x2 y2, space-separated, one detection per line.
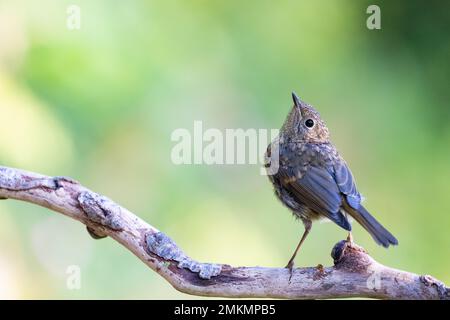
0 166 448 299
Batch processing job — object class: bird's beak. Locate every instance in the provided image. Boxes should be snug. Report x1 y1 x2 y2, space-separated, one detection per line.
292 92 303 117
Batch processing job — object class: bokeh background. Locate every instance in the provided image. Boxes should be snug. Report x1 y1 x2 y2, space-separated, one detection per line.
0 0 449 299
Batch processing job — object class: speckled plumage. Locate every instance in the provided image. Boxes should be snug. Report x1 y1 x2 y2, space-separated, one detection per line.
266 93 397 271
268 142 348 223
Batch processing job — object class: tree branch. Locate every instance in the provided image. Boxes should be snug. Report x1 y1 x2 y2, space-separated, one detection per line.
0 166 448 299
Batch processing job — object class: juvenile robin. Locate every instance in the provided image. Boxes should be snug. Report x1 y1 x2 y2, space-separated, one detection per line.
265 92 398 274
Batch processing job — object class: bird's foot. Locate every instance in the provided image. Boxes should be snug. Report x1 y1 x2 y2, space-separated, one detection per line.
285 260 295 281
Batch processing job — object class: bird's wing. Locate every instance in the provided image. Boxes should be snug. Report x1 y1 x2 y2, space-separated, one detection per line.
330 161 398 247
278 165 351 231
331 161 362 210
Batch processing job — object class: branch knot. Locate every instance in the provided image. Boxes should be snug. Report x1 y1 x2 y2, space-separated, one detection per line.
78 191 125 231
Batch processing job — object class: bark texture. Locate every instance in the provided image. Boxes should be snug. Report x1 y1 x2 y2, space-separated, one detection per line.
0 166 448 299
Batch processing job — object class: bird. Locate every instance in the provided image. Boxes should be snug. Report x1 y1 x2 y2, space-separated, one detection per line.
265 92 398 274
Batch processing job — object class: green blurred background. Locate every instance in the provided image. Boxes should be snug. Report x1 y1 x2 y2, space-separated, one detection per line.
0 0 449 299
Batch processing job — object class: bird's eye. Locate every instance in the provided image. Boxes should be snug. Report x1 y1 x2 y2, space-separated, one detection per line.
304 119 315 128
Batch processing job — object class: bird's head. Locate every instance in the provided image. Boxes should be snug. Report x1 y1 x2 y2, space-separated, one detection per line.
280 92 330 144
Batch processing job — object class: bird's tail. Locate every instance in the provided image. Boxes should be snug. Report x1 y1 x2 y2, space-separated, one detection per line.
347 205 398 248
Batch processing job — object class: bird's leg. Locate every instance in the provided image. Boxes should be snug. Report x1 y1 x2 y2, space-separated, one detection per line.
343 211 353 244
286 219 312 280
346 232 353 243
